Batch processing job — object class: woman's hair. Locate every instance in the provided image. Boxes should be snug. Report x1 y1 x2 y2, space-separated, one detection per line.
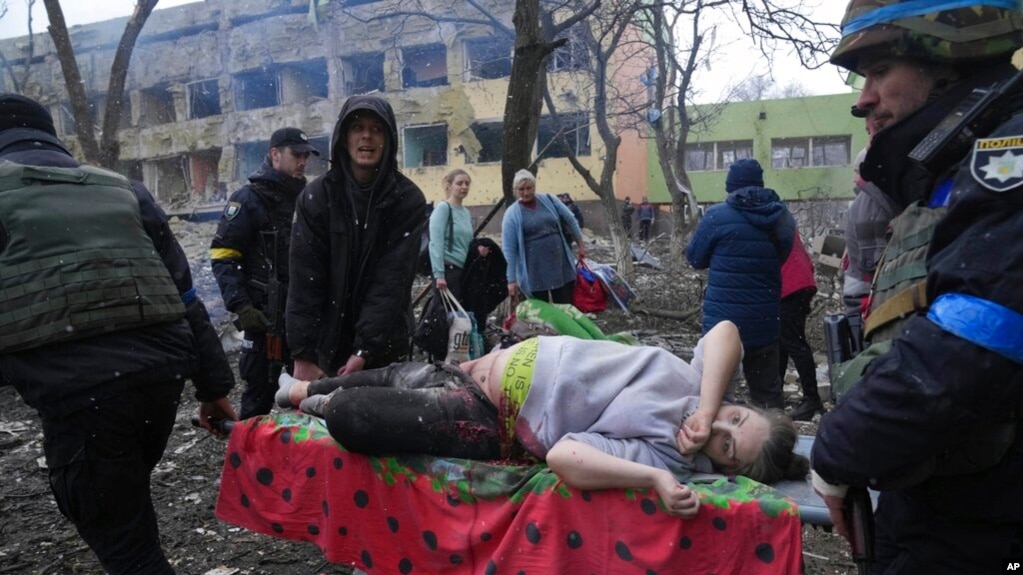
733 407 810 484
442 168 470 195
512 168 536 190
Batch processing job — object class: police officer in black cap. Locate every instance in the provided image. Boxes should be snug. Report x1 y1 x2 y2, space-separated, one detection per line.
211 127 318 418
0 93 236 574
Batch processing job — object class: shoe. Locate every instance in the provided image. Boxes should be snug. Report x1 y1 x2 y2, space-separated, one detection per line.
787 398 825 422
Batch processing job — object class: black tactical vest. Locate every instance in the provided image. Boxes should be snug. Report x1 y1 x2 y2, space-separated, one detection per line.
0 160 184 352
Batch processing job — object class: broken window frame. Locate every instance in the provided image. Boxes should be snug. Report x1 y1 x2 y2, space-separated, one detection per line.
548 26 590 73
402 123 449 168
536 112 591 160
341 52 385 96
401 43 449 89
463 36 513 81
469 120 503 164
685 140 755 171
138 85 177 127
771 135 851 169
186 79 222 120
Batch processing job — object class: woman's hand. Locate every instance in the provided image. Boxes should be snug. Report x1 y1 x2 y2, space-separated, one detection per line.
436 277 448 291
653 471 701 518
676 407 715 455
507 281 519 301
576 243 586 260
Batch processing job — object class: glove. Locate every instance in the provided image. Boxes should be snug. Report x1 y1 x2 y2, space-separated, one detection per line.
236 305 271 333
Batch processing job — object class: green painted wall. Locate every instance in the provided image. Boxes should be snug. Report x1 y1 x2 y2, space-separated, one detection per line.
646 92 867 203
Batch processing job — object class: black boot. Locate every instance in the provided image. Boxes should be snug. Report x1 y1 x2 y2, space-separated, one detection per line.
787 397 825 421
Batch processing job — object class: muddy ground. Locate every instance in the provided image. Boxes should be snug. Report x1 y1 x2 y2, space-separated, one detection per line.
0 220 859 574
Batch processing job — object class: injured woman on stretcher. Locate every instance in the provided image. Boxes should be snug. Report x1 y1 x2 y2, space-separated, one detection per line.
275 320 809 519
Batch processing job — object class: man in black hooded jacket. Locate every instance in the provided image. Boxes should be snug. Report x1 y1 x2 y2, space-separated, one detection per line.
0 94 235 574
288 96 426 380
211 127 317 417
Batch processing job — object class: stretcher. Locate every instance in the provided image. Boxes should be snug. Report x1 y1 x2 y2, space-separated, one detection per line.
215 413 804 574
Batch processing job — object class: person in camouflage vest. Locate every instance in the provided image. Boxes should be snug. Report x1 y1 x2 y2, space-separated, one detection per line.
810 2 1023 573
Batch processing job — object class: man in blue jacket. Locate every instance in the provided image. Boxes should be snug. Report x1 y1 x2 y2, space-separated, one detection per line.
686 159 794 408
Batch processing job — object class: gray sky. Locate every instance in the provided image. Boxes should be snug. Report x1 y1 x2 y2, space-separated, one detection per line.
0 0 850 99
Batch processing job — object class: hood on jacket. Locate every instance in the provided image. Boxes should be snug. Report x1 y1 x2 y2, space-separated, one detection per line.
330 95 399 190
726 186 788 229
249 157 306 197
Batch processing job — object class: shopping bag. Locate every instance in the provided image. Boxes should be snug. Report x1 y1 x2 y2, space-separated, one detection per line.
572 258 607 313
413 288 449 360
590 263 637 312
441 289 473 364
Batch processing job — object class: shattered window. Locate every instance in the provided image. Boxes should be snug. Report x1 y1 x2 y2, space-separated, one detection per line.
685 143 714 172
279 59 330 104
812 135 851 167
138 86 177 127
470 121 503 163
187 80 221 119
403 124 449 168
548 26 590 72
234 67 280 111
235 140 270 181
342 53 385 96
464 37 513 80
717 140 754 171
402 44 449 89
537 113 590 159
772 137 809 169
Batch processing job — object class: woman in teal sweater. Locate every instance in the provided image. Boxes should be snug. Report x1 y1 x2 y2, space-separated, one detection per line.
429 169 478 300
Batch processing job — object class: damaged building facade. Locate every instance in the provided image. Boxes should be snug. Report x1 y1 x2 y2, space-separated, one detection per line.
0 0 654 211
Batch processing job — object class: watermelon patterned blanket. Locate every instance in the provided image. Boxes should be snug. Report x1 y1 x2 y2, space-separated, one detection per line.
215 413 803 574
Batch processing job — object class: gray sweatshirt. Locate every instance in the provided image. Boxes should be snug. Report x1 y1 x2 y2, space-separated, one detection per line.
515 336 728 480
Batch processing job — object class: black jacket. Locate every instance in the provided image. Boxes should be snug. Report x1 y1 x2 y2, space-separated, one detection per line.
211 160 303 326
813 67 1023 522
287 96 426 372
0 134 234 418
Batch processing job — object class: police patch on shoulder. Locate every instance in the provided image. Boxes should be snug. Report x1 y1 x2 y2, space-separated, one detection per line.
970 136 1023 193
224 202 242 220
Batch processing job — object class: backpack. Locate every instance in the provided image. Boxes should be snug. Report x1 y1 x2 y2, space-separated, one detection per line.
416 201 454 277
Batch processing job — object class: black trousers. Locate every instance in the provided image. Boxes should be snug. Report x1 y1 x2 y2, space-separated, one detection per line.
742 340 784 409
43 381 183 575
639 219 652 241
239 335 292 419
871 489 1023 574
778 288 819 399
313 362 501 460
530 280 575 305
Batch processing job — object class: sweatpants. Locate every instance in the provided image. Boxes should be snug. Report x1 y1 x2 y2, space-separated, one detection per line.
312 362 501 460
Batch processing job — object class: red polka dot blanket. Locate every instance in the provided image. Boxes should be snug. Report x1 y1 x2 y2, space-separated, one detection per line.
216 413 803 574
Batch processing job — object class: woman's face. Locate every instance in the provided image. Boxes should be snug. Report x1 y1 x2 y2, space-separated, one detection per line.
701 405 770 473
515 180 536 203
446 174 471 201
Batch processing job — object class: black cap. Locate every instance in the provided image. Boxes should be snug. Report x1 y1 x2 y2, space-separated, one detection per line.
0 93 57 136
270 127 319 155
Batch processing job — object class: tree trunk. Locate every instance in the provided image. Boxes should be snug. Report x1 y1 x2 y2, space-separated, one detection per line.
99 0 159 168
44 0 159 168
43 0 100 164
501 0 548 203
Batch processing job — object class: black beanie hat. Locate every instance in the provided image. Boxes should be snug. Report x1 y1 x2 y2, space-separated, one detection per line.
725 158 764 193
0 93 57 136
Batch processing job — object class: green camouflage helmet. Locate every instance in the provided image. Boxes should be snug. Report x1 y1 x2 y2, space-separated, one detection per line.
831 0 1023 72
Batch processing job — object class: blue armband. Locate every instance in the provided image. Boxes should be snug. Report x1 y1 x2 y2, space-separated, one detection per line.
927 293 1023 365
842 1 1018 36
181 287 197 304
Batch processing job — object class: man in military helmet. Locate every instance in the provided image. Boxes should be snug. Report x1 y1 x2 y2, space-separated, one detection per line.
0 94 236 574
811 2 1023 573
211 127 318 418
